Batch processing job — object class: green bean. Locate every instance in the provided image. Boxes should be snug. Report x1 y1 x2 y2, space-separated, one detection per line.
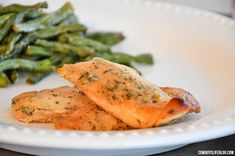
25 45 54 57
0 2 48 15
49 54 65 66
26 56 63 84
24 10 44 19
1 32 12 44
0 32 37 61
70 31 84 37
87 32 125 46
93 52 132 65
3 32 14 43
36 24 86 38
94 52 153 65
60 14 78 25
0 14 15 42
9 70 19 84
1 31 21 45
35 39 94 57
13 14 48 32
14 11 30 24
0 58 54 73
13 2 74 32
43 2 74 26
13 10 44 24
26 54 65 84
0 72 10 87
26 72 50 84
59 34 110 52
0 45 6 54
19 55 41 61
3 33 22 55
0 13 14 27
59 55 78 67
134 53 154 64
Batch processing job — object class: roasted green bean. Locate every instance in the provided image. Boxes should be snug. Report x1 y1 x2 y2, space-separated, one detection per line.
87 32 125 46
0 13 14 27
0 72 10 87
94 52 153 65
0 32 37 61
25 45 54 57
59 34 110 52
59 55 78 67
24 10 44 19
18 55 41 61
0 14 15 42
0 2 48 15
14 10 44 24
26 54 66 84
3 33 22 55
9 70 19 84
0 45 6 54
26 72 50 84
60 14 78 25
36 24 86 38
0 58 54 73
13 2 73 32
35 39 94 57
134 53 154 64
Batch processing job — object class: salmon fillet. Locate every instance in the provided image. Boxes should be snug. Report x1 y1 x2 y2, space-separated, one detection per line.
54 107 130 131
11 86 199 130
55 87 200 130
58 57 200 128
12 86 129 130
12 86 90 123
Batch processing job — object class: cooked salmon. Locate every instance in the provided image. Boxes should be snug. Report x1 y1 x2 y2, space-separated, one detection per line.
12 86 129 130
11 86 199 130
54 106 130 131
55 86 200 130
58 57 200 128
11 86 90 123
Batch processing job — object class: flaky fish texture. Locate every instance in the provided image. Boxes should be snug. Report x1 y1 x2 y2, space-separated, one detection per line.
58 57 200 128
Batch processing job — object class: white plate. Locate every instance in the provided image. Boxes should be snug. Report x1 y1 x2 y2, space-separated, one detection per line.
0 0 235 155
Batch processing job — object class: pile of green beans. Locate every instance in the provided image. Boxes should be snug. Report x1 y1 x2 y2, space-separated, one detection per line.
0 2 153 87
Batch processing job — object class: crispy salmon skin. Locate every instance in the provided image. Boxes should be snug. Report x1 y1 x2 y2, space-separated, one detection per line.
58 57 200 128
